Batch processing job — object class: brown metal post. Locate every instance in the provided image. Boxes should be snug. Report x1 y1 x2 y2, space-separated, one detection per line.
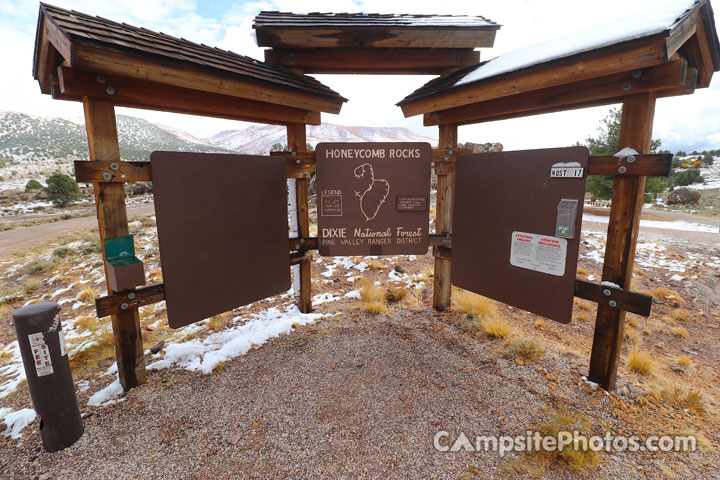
589 93 656 390
433 124 458 311
287 123 312 313
83 97 147 390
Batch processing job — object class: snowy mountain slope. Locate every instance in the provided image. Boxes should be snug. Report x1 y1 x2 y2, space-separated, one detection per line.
205 123 437 154
0 111 233 191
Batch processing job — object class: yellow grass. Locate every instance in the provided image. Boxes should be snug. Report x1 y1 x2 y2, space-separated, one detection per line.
670 326 690 339
626 345 655 375
576 267 590 277
366 259 386 270
358 278 388 314
668 308 692 322
482 316 512 339
453 288 496 318
77 288 96 303
675 355 692 368
651 288 686 307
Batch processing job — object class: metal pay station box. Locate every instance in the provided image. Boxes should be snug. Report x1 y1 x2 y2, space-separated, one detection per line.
452 146 589 324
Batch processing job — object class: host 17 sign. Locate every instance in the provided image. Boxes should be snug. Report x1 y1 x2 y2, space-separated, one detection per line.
315 142 431 256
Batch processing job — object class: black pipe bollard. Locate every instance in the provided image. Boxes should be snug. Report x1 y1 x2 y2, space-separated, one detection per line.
12 302 83 452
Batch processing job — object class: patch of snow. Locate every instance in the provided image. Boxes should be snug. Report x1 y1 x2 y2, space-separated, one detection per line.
614 147 640 158
344 290 362 299
583 214 718 233
2 408 37 439
601 281 621 289
88 378 124 407
0 341 25 399
312 292 340 305
147 305 324 374
670 274 684 281
456 1 698 87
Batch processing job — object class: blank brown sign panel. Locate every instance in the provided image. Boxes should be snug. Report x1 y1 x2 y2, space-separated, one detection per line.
151 152 290 329
315 142 431 256
452 147 589 324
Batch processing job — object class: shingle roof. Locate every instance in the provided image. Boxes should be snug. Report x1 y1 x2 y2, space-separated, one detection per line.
399 0 719 107
253 12 499 29
35 3 346 102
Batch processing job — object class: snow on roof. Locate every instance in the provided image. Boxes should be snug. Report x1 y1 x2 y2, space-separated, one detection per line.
455 0 700 87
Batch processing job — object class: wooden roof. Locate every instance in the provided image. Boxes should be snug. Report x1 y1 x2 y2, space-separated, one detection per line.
254 11 500 74
399 0 720 125
33 3 346 125
254 12 499 48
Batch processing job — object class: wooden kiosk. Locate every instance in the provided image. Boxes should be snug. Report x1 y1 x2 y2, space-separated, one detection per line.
32 2 718 393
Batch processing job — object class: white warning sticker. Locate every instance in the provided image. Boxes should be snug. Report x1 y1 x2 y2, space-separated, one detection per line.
28 332 54 377
59 330 67 357
510 231 567 277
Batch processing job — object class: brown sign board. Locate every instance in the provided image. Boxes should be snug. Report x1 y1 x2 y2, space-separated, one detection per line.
316 142 431 256
150 152 290 329
452 146 589 324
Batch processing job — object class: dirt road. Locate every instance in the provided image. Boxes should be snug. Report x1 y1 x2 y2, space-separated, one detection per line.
0 204 155 259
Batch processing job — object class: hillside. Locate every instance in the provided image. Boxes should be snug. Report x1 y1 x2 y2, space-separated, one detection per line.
205 123 437 153
0 111 232 191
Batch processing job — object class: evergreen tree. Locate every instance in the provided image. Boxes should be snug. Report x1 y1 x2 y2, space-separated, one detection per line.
583 108 664 200
45 172 81 205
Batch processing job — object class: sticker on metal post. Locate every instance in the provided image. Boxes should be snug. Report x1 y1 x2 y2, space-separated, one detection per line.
28 332 54 377
550 162 584 178
510 232 567 276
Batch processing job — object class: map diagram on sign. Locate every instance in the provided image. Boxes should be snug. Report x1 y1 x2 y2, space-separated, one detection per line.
353 163 390 221
316 142 431 257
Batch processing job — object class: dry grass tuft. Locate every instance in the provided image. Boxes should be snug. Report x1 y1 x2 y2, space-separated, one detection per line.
357 278 388 314
69 330 116 373
670 326 690 339
503 407 599 476
663 386 705 415
668 308 692 322
207 312 234 331
482 316 512 339
675 355 693 368
458 316 483 335
509 337 546 360
385 286 408 303
626 345 655 375
77 288 96 303
366 259 386 270
576 267 590 277
453 289 496 318
651 287 686 307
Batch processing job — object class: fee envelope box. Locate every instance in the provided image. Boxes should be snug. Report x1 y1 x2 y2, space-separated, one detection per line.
104 235 145 292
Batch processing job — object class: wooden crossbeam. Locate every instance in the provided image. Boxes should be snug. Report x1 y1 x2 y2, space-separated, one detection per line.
74 158 312 183
96 284 165 318
71 44 344 114
264 48 480 74
401 38 668 117
423 60 688 126
56 67 321 126
574 280 652 317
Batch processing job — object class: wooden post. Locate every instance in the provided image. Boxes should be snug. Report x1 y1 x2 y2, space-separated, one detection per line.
83 97 147 391
433 124 458 311
589 93 656 391
287 123 312 313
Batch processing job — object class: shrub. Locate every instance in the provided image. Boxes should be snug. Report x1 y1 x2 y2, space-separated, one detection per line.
26 258 54 275
667 187 701 205
25 179 43 192
52 246 74 259
45 172 82 205
509 337 546 360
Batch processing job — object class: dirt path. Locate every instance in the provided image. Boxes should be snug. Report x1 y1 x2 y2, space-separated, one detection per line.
0 204 155 259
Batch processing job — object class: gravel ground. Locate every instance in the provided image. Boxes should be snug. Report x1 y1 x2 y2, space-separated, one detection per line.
2 302 719 479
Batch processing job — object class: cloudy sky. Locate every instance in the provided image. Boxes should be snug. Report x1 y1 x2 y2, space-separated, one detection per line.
1 0 719 152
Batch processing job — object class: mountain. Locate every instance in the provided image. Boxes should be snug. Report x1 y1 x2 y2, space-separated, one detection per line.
205 123 437 154
0 111 232 191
